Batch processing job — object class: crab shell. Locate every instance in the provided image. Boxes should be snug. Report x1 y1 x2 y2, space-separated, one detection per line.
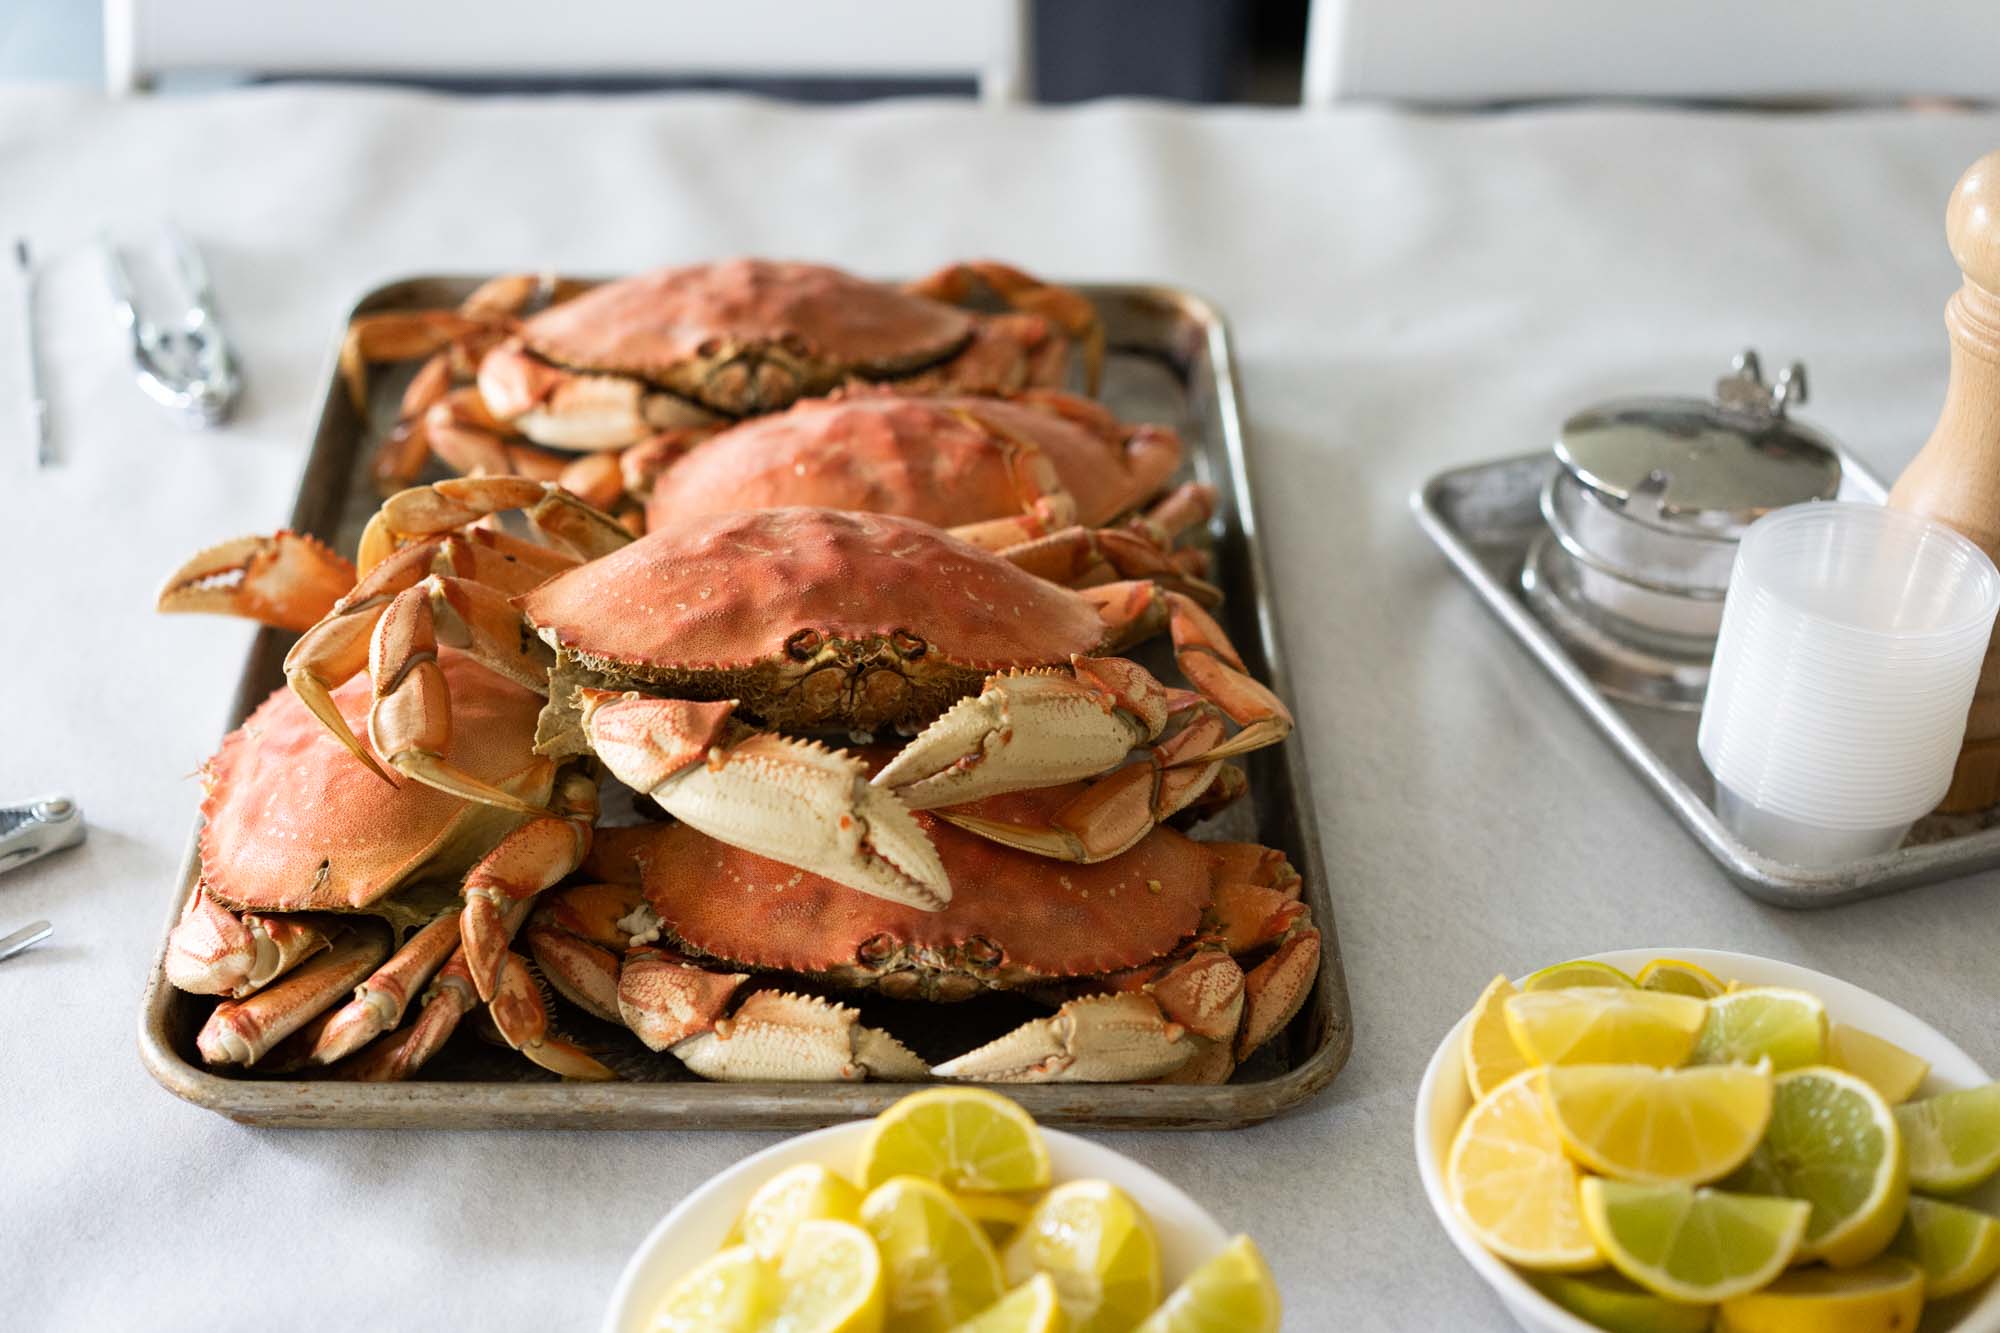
491 260 978 420
641 390 1182 533
521 507 1108 735
583 800 1266 999
198 650 553 921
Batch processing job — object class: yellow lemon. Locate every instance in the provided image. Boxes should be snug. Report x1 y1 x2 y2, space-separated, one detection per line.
1715 1256 1923 1333
1544 1062 1773 1185
1462 973 1531 1101
1825 1024 1929 1105
1445 1069 1599 1270
862 1177 1004 1332
862 1089 1052 1194
1003 1179 1161 1333
1504 988 1707 1068
1132 1235 1281 1333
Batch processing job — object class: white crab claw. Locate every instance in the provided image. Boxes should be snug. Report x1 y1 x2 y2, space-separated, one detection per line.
932 992 1197 1083
670 991 929 1082
875 671 1152 811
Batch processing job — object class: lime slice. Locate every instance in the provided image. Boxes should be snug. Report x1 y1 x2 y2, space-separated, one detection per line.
862 1090 1052 1194
1715 1256 1923 1333
1446 1069 1599 1270
1579 1178 1809 1303
862 1177 1004 1331
739 1163 864 1260
1890 1195 2000 1299
1826 1024 1929 1106
1544 1062 1773 1185
1527 1271 1714 1333
1723 1067 1906 1266
650 1225 884 1333
952 1191 1035 1246
1462 973 1531 1101
1504 989 1707 1068
1895 1083 2000 1194
1636 959 1725 1000
1690 988 1826 1072
948 1274 1062 1333
1133 1235 1281 1333
1003 1179 1161 1333
1522 959 1638 991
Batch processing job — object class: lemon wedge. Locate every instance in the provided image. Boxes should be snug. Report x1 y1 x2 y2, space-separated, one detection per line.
1462 973 1531 1101
1446 1069 1599 1270
739 1163 864 1260
1004 1179 1161 1333
861 1090 1052 1194
1133 1235 1281 1333
946 1274 1063 1333
1714 1256 1923 1333
1544 1062 1773 1185
651 1223 886 1333
1825 1024 1929 1106
862 1176 1004 1331
1504 989 1707 1068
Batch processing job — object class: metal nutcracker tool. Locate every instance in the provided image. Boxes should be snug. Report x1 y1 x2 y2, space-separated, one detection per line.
0 794 78 963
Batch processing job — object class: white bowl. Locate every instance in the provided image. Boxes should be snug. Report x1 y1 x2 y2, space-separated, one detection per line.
603 1121 1231 1333
1415 948 2000 1333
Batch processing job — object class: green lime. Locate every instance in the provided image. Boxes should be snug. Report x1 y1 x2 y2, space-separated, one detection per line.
1890 1195 2000 1298
1896 1083 2000 1194
1722 1067 1906 1266
1690 987 1826 1071
1528 1270 1713 1333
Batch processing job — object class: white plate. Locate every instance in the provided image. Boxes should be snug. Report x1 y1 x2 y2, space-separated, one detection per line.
603 1121 1231 1333
1414 947 2000 1333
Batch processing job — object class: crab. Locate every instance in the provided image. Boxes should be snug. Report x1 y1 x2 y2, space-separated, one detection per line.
343 259 1104 492
630 387 1216 592
160 650 611 1081
286 494 1292 933
516 787 1321 1083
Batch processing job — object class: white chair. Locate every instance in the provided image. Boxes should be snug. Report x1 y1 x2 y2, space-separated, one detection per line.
103 0 1029 102
1303 0 2000 107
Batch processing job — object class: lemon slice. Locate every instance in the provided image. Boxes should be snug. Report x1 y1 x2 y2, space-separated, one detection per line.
1504 989 1707 1068
650 1224 885 1333
1690 988 1827 1072
1133 1235 1281 1333
1446 1069 1599 1270
1580 1178 1809 1303
739 1163 865 1260
1522 959 1638 991
1714 1256 1923 1333
1890 1195 2000 1299
1544 1062 1773 1184
1723 1067 1906 1266
1463 973 1531 1101
1528 1271 1715 1333
1636 959 1725 1000
1826 1025 1929 1106
947 1274 1062 1333
952 1191 1036 1246
1895 1083 2000 1194
1003 1179 1161 1333
862 1090 1052 1194
862 1177 1004 1331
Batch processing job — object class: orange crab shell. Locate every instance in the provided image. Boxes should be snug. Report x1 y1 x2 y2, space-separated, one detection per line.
518 508 1108 729
641 390 1182 533
584 802 1223 989
198 651 553 914
516 260 975 414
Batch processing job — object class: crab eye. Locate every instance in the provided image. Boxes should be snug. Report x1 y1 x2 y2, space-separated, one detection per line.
857 932 897 964
785 629 824 661
963 936 1003 967
891 630 926 659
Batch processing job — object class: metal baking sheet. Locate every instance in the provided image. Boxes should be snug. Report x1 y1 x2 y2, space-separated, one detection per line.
138 278 1353 1129
1415 449 2000 908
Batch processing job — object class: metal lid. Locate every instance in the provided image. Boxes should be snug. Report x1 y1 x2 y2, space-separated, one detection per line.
1555 351 1842 536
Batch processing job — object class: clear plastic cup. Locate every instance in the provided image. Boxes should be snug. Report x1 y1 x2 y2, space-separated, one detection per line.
1698 502 2000 865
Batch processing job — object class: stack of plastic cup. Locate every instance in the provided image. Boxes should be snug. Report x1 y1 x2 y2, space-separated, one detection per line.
1698 502 2000 866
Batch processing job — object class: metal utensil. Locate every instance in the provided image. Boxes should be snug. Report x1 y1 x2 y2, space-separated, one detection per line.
0 920 52 963
0 794 85 875
15 238 50 466
103 225 242 427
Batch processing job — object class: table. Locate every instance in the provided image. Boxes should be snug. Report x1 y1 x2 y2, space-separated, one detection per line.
4 85 1998 1331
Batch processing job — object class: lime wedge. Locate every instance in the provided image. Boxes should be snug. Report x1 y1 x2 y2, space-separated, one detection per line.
1579 1178 1808 1303
1528 1271 1713 1333
1722 1066 1906 1266
1690 987 1826 1072
1890 1195 2000 1299
1636 959 1725 1000
1522 959 1638 991
1895 1082 2000 1194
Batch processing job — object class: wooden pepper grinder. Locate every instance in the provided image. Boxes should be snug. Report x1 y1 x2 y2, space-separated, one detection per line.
1889 148 2000 811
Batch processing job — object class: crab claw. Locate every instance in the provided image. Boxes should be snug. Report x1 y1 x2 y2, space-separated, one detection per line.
1239 928 1321 1061
579 691 950 910
670 990 928 1083
488 951 616 1081
932 991 1198 1083
616 948 753 1049
875 657 1169 811
164 889 333 997
157 531 356 632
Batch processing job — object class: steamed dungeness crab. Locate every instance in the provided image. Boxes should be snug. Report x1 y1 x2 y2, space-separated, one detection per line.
162 651 612 1081
289 493 1291 921
344 259 1103 494
513 786 1321 1084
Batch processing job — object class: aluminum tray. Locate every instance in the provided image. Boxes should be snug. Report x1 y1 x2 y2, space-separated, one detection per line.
1415 449 2000 908
139 278 1352 1129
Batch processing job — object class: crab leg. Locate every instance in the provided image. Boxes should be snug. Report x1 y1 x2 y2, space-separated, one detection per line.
163 887 334 997
338 947 482 1082
308 911 462 1064
460 770 599 1000
578 691 951 910
906 261 1105 395
994 525 1222 605
195 922 391 1067
156 531 356 632
356 476 632 576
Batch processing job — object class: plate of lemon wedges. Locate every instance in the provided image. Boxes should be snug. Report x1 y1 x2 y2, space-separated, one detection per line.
605 1087 1281 1333
1418 948 2000 1333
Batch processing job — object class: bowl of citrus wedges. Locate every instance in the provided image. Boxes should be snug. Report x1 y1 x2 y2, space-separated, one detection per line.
604 1087 1281 1333
1416 947 2000 1333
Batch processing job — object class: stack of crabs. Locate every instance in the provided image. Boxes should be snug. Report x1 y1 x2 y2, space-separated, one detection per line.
156 258 1320 1087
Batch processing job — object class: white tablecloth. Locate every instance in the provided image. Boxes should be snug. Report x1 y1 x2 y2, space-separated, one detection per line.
4 85 1999 1331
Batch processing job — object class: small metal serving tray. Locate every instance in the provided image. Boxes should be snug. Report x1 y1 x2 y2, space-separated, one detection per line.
138 277 1353 1129
1415 449 2000 908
